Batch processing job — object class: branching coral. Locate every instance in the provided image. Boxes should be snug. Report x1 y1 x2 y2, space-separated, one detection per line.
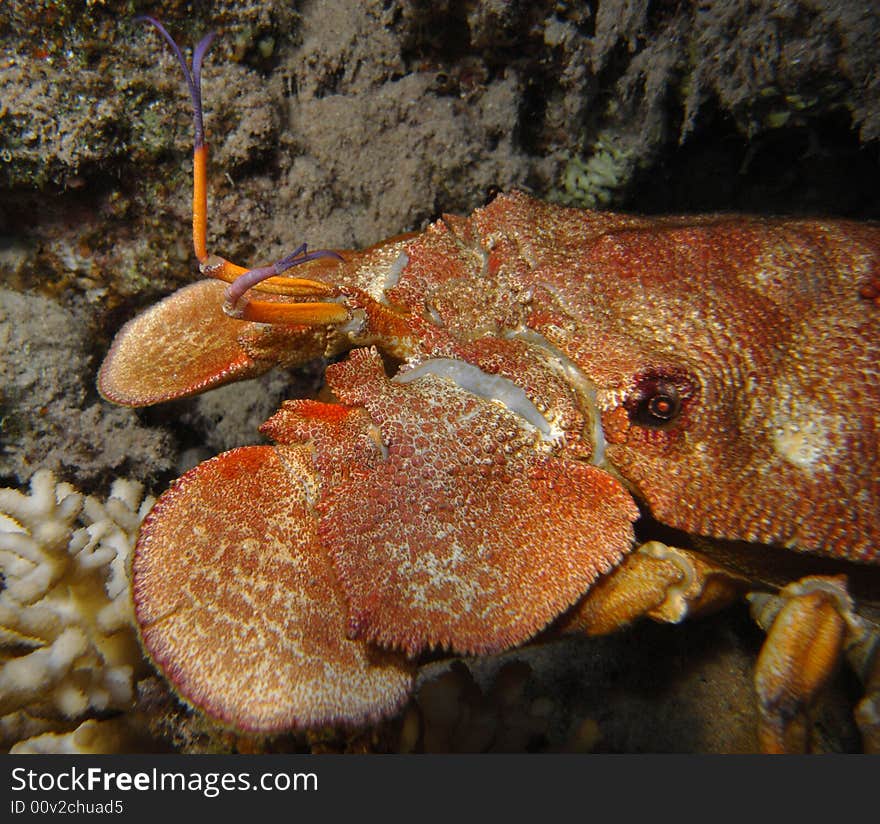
9 718 134 754
0 469 153 749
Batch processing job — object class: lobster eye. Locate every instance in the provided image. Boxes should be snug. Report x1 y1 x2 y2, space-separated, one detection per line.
631 381 682 427
625 368 696 430
646 391 679 421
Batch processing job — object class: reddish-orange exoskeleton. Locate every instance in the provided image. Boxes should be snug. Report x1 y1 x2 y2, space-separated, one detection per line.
99 21 880 752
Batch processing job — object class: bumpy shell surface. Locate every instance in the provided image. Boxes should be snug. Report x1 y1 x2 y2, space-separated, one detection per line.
382 193 879 563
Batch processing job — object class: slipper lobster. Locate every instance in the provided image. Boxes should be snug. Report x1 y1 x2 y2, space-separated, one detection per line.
99 21 880 752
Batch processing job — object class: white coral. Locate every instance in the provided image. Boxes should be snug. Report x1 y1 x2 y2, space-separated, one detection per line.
10 718 133 754
0 470 153 739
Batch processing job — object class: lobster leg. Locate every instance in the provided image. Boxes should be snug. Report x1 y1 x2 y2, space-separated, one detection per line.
563 549 874 752
749 576 868 753
852 641 880 752
559 541 749 636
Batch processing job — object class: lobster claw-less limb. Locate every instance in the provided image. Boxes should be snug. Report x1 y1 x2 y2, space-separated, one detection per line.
562 547 880 752
749 577 878 753
559 541 750 636
852 642 880 753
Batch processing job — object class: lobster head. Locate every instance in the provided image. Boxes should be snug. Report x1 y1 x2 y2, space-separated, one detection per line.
101 192 879 734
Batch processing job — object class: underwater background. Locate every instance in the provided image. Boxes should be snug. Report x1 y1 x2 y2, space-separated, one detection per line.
1 0 878 753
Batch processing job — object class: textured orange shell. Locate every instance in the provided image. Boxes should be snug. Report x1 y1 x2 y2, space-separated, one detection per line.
108 191 878 733
133 443 413 732
375 193 880 563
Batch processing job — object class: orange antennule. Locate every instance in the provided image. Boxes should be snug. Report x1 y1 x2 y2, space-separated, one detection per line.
193 143 208 262
137 17 214 262
141 18 349 327
218 244 346 324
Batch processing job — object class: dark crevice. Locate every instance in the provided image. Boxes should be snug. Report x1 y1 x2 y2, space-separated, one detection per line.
625 106 880 219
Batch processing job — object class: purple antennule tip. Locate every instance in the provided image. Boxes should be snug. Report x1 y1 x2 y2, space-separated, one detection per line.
273 243 310 274
137 16 216 149
192 32 218 81
191 31 218 147
223 245 344 309
224 263 278 311
273 245 345 276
